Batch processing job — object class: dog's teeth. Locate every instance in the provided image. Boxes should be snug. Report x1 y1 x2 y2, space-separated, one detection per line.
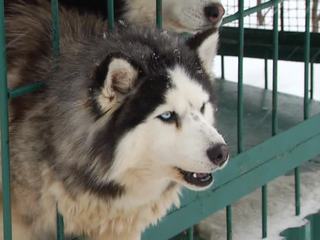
193 173 197 178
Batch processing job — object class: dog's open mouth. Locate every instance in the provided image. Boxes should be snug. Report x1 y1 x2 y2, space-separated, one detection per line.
178 169 213 187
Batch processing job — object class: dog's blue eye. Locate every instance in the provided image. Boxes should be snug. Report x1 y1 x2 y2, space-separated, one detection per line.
159 112 172 120
158 111 176 122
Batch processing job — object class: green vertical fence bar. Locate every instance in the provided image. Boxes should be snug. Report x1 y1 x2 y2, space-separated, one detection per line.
226 206 233 240
0 0 13 239
261 185 268 238
280 1 284 32
226 1 245 239
262 2 279 238
156 0 162 29
221 55 225 79
310 63 314 99
51 0 60 58
304 0 311 120
294 168 301 216
295 0 311 217
237 0 244 154
50 0 65 239
56 215 64 240
264 58 268 89
272 0 279 138
56 205 65 240
107 0 115 31
187 226 194 240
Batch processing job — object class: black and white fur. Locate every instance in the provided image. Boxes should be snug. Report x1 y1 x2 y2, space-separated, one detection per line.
1 2 228 240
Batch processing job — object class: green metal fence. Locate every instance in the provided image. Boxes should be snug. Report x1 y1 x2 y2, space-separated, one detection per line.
0 0 319 240
224 0 320 32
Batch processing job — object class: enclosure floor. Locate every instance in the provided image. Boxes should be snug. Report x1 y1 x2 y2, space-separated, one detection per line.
215 79 320 171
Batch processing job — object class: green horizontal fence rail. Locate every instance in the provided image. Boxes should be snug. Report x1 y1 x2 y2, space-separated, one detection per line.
1 0 319 240
218 28 320 63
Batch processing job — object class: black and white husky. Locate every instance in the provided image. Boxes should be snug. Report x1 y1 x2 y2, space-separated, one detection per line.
1 2 228 240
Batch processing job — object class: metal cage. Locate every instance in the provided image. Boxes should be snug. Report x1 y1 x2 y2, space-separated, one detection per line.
1 0 320 240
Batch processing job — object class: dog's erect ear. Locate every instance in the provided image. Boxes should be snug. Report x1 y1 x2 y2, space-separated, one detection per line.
92 54 139 113
186 28 219 79
103 57 138 95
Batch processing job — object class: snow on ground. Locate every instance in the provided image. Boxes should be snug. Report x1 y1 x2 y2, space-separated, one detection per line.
213 57 320 101
198 171 320 240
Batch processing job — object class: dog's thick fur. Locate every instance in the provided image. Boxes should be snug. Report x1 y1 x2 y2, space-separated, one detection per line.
9 0 224 34
2 2 227 240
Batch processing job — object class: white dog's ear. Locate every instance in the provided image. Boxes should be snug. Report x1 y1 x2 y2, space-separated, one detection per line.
186 28 219 78
92 54 139 113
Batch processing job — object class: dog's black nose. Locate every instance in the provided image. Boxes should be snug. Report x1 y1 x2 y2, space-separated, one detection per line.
204 3 225 25
207 144 229 167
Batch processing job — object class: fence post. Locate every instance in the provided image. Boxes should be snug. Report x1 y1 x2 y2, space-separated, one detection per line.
107 0 115 31
221 55 225 79
0 0 13 239
264 58 268 89
294 0 311 218
156 0 162 29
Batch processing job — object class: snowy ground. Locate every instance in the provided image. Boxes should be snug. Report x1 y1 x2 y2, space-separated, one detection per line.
198 171 320 240
213 57 320 101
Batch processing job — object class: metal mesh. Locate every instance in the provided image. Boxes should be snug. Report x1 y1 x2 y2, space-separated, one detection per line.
223 0 320 32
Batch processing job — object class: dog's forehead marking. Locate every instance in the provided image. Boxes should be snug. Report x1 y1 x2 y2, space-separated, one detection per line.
166 66 209 113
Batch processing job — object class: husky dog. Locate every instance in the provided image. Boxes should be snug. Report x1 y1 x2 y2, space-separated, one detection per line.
2 2 229 240
54 0 225 34
7 0 225 77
